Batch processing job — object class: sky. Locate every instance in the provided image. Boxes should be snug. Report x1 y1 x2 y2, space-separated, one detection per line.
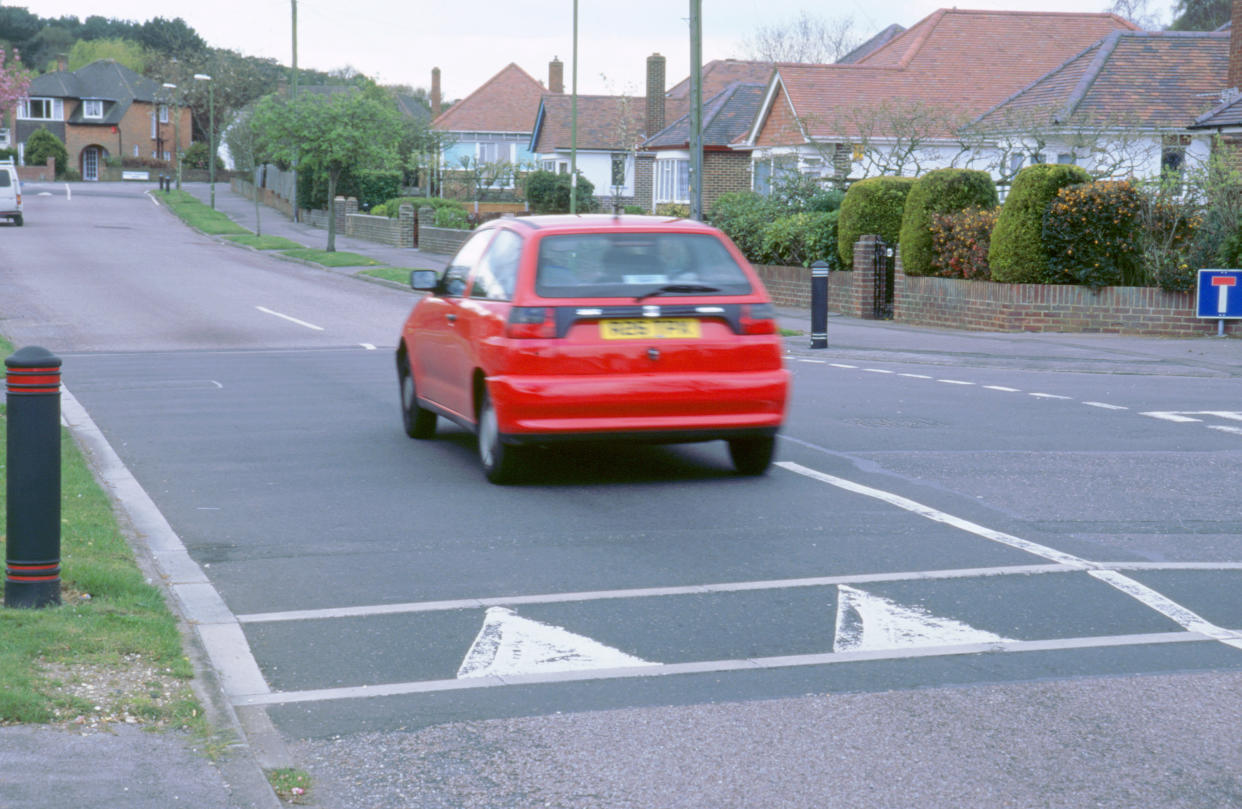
27 0 1171 99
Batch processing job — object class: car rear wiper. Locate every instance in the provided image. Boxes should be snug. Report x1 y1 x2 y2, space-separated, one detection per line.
635 283 721 301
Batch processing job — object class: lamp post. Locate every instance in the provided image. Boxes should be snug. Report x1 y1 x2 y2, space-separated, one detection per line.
194 73 215 209
161 82 181 190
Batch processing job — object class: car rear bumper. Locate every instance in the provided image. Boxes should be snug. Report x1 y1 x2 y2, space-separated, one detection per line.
488 369 789 442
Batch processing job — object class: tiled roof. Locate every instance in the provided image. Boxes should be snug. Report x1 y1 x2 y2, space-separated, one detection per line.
1193 91 1242 128
665 60 773 123
752 8 1139 143
836 24 906 64
976 31 1229 130
432 63 547 134
29 59 162 127
530 94 647 152
645 82 767 149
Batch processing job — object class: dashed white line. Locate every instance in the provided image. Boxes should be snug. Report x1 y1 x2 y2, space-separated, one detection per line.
863 368 895 374
1142 411 1202 423
1083 401 1127 410
899 373 933 379
359 343 377 351
983 385 1021 392
938 379 974 386
1030 393 1073 400
830 363 858 369
1209 425 1242 436
256 306 324 331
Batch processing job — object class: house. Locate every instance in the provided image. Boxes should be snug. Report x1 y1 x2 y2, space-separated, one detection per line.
430 61 554 190
12 59 191 181
735 9 1139 187
529 92 646 208
973 30 1230 181
643 81 767 212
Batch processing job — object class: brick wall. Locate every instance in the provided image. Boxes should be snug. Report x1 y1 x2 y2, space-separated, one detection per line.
753 236 1242 337
62 101 190 171
418 207 471 255
755 93 802 147
17 158 54 182
703 151 752 211
633 154 654 212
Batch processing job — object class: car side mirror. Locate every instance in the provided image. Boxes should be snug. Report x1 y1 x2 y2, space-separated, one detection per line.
410 269 439 292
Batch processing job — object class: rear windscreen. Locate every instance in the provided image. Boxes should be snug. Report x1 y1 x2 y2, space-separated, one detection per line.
535 233 752 298
0 173 10 188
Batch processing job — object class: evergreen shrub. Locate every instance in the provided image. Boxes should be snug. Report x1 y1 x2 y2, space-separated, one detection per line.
837 176 915 268
707 192 777 261
760 211 840 268
988 163 1090 283
1043 180 1144 289
929 205 1000 280
899 168 997 276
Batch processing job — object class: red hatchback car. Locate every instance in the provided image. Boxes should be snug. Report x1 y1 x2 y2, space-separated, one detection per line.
396 215 790 483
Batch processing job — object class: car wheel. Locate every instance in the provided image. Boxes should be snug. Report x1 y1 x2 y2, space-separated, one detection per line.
728 436 775 476
13 214 21 227
398 362 436 439
478 390 520 484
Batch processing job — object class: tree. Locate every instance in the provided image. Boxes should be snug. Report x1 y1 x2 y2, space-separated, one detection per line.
1168 0 1229 30
741 11 861 63
1106 0 1168 29
149 49 284 154
138 16 205 57
0 47 31 118
24 129 68 175
67 37 148 72
226 109 264 236
252 88 403 251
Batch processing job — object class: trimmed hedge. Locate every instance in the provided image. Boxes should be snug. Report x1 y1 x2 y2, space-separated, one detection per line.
761 210 840 268
988 163 1091 284
899 169 997 276
707 192 777 259
838 176 915 268
1043 180 1144 289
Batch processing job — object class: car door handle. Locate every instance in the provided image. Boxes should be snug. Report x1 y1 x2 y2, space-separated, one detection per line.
446 313 457 324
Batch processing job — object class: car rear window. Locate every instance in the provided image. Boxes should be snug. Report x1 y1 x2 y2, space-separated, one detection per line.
0 172 10 188
535 233 752 298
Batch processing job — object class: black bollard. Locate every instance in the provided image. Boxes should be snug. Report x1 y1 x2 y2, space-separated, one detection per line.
4 347 62 608
810 260 829 349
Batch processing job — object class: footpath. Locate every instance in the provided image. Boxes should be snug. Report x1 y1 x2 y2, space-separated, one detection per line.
3 182 1238 809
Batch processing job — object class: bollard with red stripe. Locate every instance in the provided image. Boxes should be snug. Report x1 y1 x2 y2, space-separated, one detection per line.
4 346 62 608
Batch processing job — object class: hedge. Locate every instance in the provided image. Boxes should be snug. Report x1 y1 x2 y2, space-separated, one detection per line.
988 163 1091 284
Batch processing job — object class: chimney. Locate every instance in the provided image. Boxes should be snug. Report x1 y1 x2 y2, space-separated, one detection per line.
1231 0 1242 92
56 54 67 72
646 53 666 136
549 58 564 94
431 67 442 118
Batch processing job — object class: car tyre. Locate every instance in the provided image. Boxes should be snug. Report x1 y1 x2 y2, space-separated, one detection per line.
398 362 437 439
478 390 520 484
13 214 21 227
728 436 775 476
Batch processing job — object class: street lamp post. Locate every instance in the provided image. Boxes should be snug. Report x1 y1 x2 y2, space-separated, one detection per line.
194 73 215 209
161 82 181 190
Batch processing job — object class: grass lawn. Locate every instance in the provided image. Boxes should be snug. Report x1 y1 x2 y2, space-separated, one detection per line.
281 248 380 267
0 333 204 731
358 267 431 285
226 234 303 251
156 190 248 236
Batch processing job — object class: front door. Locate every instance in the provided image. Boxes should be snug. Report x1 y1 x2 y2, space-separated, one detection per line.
82 147 99 181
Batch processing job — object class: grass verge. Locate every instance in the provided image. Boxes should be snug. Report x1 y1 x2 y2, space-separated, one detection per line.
281 248 380 267
156 190 249 235
358 267 430 285
0 358 205 733
226 234 303 251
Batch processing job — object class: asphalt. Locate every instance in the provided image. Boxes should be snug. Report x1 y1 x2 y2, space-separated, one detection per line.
2 181 1238 809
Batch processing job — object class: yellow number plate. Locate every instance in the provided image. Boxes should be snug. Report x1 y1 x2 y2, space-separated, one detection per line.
600 318 700 339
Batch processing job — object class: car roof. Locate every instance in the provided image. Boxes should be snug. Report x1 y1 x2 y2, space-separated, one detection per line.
488 214 722 234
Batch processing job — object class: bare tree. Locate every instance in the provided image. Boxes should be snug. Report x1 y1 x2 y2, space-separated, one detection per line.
1106 0 1169 29
741 11 861 64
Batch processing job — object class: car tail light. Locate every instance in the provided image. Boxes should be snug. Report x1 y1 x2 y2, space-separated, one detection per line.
506 307 556 339
739 303 777 335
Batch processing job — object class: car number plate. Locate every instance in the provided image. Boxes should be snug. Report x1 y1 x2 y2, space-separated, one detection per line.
600 318 700 339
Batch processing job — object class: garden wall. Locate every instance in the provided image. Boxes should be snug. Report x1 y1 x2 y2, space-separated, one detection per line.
753 235 1241 338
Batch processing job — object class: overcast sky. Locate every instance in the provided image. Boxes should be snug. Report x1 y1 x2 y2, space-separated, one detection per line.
29 0 1171 98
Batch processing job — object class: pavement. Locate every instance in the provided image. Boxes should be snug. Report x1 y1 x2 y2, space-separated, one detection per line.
2 181 1239 809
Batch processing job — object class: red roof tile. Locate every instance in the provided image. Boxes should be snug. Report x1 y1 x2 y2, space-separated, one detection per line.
431 63 548 133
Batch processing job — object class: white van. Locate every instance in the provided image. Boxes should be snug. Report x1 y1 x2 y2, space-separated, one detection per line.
0 157 22 226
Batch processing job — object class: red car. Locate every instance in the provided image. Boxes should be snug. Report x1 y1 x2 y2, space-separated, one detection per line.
396 214 790 483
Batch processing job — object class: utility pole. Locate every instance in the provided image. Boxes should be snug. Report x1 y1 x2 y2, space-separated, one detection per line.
689 0 703 221
290 0 300 220
570 0 579 214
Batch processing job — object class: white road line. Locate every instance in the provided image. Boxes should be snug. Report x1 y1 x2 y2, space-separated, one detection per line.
1084 401 1127 410
234 563 1072 624
899 373 933 379
232 631 1206 707
938 379 974 385
255 306 324 331
798 359 827 364
863 368 894 374
359 343 377 351
1142 411 1202 423
777 461 1241 650
1209 425 1242 436
983 385 1021 392
830 363 858 369
1030 393 1073 400
1204 411 1242 421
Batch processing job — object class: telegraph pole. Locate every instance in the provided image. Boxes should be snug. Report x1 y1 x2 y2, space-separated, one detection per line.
689 0 703 221
291 0 300 221
570 0 579 214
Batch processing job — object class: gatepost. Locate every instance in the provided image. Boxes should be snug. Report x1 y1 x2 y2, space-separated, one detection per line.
4 346 62 608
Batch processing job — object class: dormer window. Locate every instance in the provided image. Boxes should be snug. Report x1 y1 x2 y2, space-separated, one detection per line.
84 99 104 119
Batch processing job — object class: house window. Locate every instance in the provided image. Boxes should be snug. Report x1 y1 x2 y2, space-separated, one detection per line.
1161 136 1188 178
19 97 61 121
477 142 511 165
611 153 627 187
159 104 169 124
0 128 9 148
655 158 689 203
557 162 568 174
541 160 557 172
151 111 158 139
1056 153 1076 166
1007 153 1024 178
84 99 104 119
133 145 140 157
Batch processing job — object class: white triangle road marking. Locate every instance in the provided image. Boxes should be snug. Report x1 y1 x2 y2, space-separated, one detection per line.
457 606 654 679
833 585 1012 653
